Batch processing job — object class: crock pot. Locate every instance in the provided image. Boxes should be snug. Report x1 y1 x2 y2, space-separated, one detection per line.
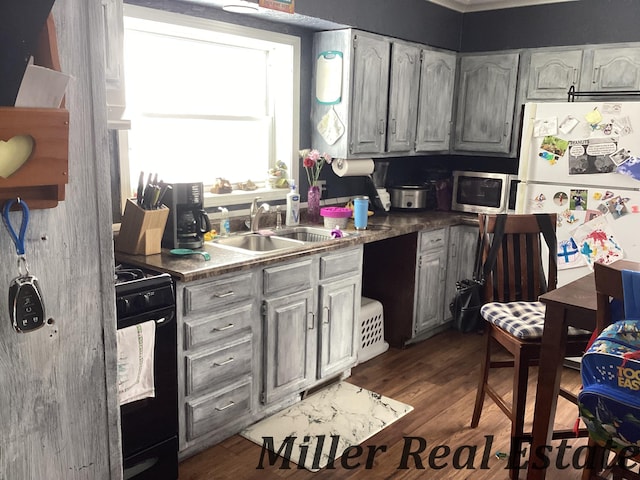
389 184 436 210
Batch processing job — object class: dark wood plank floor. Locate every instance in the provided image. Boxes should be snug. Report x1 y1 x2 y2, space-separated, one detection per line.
179 329 591 479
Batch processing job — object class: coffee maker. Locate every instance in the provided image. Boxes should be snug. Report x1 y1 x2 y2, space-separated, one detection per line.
162 182 211 249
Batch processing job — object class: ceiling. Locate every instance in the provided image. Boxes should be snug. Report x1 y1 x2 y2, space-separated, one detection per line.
428 0 576 12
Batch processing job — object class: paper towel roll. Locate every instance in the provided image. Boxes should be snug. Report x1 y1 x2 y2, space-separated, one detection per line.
331 158 375 177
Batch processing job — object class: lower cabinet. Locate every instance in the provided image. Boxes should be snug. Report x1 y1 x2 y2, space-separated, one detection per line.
413 230 447 336
261 247 362 407
176 245 362 458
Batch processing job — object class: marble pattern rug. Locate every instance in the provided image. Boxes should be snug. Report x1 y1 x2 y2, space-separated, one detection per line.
241 381 413 471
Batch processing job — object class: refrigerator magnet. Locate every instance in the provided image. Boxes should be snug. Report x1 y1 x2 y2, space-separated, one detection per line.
533 117 557 137
558 115 579 134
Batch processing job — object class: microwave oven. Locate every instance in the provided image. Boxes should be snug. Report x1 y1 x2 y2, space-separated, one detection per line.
451 171 519 214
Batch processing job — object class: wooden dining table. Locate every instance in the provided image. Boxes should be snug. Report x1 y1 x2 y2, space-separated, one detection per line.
526 259 640 480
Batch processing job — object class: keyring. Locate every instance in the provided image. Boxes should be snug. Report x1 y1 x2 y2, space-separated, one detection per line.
2 198 30 256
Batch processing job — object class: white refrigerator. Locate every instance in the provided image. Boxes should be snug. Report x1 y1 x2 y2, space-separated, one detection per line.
516 101 640 286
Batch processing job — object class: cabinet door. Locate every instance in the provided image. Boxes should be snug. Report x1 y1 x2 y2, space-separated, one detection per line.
587 46 640 91
262 289 316 404
350 33 390 155
453 53 519 154
415 49 456 152
318 277 358 379
414 249 446 335
102 0 126 124
386 41 421 153
444 225 479 320
526 50 583 100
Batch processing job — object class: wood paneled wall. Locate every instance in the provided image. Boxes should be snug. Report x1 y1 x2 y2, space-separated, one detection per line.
0 1 121 478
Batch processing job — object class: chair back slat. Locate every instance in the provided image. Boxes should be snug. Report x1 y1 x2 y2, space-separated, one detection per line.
479 213 557 303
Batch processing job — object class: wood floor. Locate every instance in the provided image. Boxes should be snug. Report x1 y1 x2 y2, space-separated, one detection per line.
179 329 591 480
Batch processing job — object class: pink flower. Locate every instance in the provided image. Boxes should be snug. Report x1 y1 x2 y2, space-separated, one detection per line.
301 148 332 187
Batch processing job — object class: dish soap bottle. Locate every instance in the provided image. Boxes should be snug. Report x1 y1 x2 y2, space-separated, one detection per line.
286 182 300 226
218 207 230 236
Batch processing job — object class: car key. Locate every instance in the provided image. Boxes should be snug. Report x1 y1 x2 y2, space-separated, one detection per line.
9 274 45 333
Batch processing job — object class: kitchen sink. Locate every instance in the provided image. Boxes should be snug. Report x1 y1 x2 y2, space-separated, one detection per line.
211 233 305 254
273 226 339 242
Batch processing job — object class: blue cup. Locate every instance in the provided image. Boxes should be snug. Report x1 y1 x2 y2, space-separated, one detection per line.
353 196 369 230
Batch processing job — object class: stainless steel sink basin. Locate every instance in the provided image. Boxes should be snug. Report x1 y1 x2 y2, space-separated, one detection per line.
274 226 342 242
211 233 305 254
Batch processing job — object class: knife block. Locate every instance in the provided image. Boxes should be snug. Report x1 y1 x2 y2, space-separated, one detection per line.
115 199 169 255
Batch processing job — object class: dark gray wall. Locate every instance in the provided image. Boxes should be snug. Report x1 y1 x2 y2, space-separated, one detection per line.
461 0 640 52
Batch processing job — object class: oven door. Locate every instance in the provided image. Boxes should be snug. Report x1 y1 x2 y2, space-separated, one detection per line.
119 306 177 459
123 436 178 480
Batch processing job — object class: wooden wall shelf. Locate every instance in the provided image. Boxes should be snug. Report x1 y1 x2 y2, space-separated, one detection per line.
0 13 69 209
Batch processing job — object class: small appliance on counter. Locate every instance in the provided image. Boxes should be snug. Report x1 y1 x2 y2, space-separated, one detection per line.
389 184 437 210
162 182 211 249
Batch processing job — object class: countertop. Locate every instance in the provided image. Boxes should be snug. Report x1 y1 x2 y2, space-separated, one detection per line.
114 210 478 282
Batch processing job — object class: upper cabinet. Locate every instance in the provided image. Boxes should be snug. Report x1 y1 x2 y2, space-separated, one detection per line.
582 46 640 92
415 49 457 152
524 49 583 100
311 29 456 158
452 52 520 155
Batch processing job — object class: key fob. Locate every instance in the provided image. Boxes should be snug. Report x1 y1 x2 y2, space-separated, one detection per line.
9 275 45 333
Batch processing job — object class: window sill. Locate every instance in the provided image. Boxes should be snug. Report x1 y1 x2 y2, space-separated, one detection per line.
203 187 289 210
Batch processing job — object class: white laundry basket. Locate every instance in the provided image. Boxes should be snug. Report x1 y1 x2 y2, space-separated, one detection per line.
357 297 389 364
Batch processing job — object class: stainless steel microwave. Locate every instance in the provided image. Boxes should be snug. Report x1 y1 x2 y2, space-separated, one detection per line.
451 171 519 214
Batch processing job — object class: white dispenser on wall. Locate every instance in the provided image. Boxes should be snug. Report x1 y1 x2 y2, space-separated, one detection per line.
285 182 300 226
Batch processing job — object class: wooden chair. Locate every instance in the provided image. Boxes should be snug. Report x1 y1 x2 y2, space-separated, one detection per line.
582 261 640 480
470 213 592 480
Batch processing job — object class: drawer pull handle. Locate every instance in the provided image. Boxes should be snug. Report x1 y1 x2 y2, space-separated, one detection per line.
213 357 234 367
213 323 235 332
215 401 235 411
214 291 235 298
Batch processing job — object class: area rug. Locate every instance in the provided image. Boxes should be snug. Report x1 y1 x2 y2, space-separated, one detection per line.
240 381 413 471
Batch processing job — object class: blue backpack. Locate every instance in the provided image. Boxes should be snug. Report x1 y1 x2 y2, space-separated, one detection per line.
579 270 640 452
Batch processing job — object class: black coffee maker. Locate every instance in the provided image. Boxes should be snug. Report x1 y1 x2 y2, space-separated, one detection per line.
162 182 211 249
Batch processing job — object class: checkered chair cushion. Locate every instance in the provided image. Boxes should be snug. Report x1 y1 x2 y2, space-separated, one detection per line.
481 301 589 340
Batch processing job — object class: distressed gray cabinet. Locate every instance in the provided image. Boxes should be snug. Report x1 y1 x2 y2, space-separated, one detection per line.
413 229 448 336
415 48 457 152
312 29 439 157
582 46 640 92
444 224 479 321
386 40 421 153
177 270 261 458
262 247 362 406
453 52 520 155
261 259 317 404
523 49 583 100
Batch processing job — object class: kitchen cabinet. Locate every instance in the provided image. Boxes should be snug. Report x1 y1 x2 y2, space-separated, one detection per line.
415 48 457 152
363 227 452 348
444 224 479 321
413 229 448 337
312 29 452 158
452 52 520 155
581 45 640 92
177 270 261 458
523 49 583 100
262 247 361 406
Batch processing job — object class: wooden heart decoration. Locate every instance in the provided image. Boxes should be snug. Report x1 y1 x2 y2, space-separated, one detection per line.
0 135 35 179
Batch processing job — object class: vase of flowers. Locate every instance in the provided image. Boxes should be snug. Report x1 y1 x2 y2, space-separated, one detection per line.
301 149 332 224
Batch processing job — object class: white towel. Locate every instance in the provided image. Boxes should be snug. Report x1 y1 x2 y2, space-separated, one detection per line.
117 320 156 406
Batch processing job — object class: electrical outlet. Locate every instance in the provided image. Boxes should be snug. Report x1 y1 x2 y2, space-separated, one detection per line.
316 180 327 195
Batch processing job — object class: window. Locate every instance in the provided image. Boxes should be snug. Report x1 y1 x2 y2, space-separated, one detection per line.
120 5 299 210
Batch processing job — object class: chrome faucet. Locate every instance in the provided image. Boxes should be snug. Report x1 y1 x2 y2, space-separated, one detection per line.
250 197 270 232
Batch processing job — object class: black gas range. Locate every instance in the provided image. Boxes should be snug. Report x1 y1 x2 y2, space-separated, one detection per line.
115 265 178 480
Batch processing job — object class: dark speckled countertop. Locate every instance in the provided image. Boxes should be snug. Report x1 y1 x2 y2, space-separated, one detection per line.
114 211 478 282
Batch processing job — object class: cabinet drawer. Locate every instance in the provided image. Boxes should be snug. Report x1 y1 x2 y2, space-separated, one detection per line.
263 259 313 296
184 273 254 315
319 248 361 280
186 335 252 396
184 303 254 351
186 378 252 441
419 229 446 252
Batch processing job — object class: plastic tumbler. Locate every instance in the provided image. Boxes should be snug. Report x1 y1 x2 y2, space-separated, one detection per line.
353 196 369 230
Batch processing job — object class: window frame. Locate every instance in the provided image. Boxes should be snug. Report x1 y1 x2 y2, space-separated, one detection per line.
119 4 300 213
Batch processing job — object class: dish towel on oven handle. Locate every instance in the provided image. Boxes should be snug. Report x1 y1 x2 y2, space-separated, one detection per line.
117 320 156 405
